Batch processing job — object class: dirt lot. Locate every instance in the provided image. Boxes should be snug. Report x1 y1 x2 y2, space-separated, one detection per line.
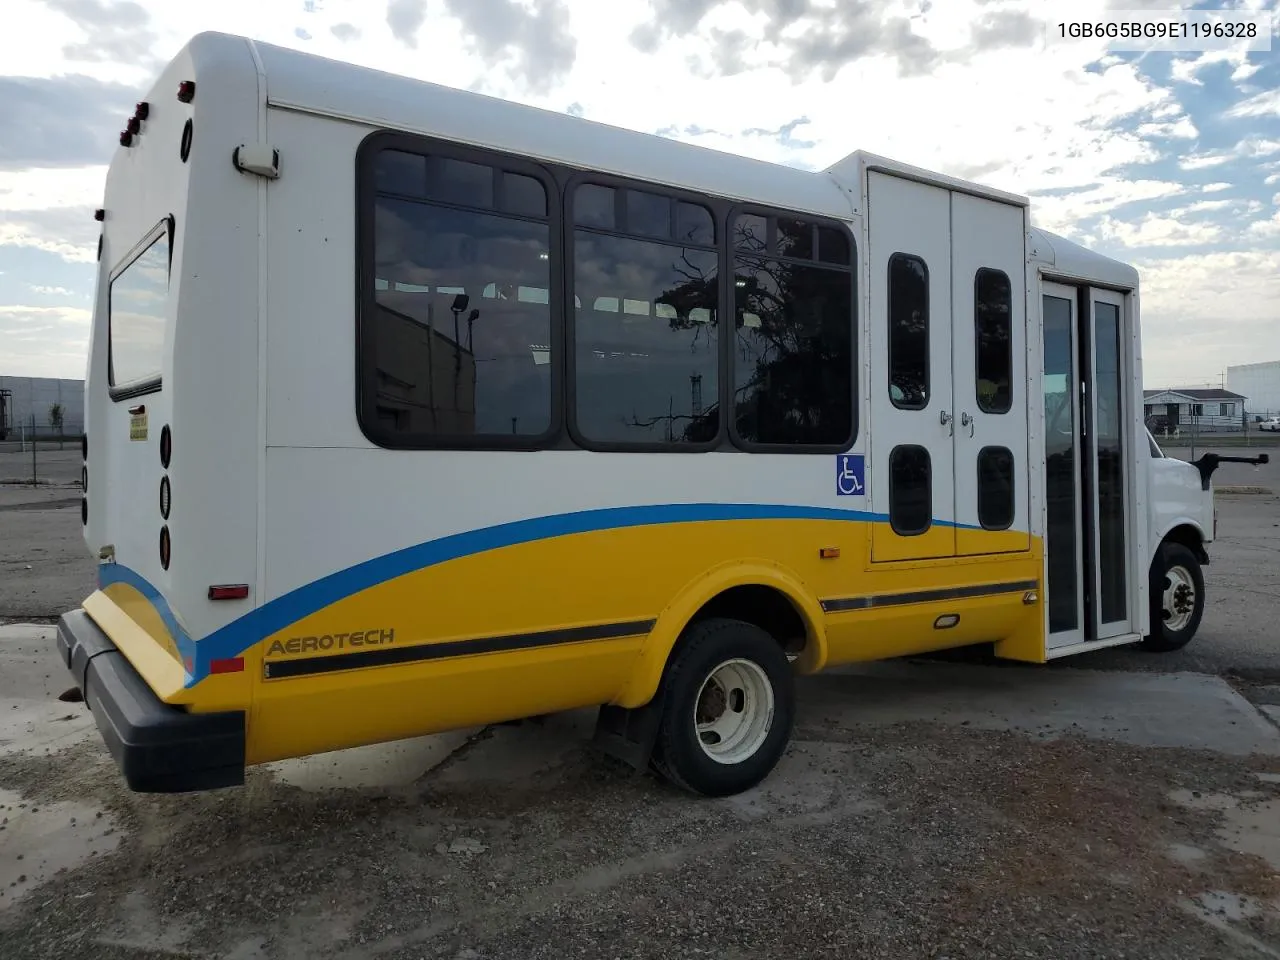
1 662 1279 960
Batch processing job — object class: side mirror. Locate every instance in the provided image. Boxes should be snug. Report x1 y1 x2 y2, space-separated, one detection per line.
451 293 470 314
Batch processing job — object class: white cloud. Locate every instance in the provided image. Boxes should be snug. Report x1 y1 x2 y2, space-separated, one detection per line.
0 304 92 378
1202 183 1232 192
1097 213 1223 248
1137 250 1280 383
1227 88 1280 119
29 284 74 296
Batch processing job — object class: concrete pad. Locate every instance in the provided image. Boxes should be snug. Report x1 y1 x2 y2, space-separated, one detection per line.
0 788 120 913
801 660 1280 756
0 624 95 758
1260 705 1280 729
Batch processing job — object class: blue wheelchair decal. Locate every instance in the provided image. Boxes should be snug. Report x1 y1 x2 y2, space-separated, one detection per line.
835 454 865 497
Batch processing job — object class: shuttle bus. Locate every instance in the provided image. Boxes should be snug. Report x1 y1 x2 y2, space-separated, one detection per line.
58 32 1266 798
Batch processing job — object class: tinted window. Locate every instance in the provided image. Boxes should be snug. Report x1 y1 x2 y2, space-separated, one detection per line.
110 227 169 387
502 172 546 217
733 253 854 446
975 268 1012 414
733 213 768 252
776 218 814 259
1095 301 1127 624
889 254 929 410
366 150 552 441
977 446 1015 530
575 183 615 229
817 225 851 265
889 445 931 536
626 189 671 238
676 202 715 245
572 191 718 445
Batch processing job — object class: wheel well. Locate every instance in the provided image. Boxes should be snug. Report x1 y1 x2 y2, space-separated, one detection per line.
1161 524 1208 565
687 585 808 655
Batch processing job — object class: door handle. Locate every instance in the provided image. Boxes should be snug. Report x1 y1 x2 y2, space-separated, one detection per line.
940 409 953 436
960 411 975 438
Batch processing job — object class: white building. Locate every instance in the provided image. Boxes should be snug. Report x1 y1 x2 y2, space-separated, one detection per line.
1143 388 1247 434
0 376 85 439
1228 360 1280 418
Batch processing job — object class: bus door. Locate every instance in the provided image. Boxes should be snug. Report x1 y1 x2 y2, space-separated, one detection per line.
867 171 1030 562
1041 282 1137 649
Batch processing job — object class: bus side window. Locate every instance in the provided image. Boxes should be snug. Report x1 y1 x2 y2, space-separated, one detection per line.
888 254 929 411
889 444 932 536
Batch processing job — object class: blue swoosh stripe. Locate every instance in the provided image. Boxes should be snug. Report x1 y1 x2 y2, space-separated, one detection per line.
98 502 984 685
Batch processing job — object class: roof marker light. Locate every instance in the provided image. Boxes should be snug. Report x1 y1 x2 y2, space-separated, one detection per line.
126 116 141 135
94 209 105 222
134 101 150 120
119 130 133 147
177 80 196 103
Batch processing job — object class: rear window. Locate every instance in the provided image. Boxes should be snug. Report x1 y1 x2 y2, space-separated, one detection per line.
109 223 170 390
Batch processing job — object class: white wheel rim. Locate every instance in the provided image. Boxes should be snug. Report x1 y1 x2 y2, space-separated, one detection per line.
693 658 775 765
1162 564 1196 633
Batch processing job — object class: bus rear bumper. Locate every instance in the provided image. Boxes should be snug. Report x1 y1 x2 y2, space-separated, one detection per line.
56 609 246 793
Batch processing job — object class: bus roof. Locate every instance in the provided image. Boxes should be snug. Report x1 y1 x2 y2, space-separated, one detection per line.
168 32 1137 291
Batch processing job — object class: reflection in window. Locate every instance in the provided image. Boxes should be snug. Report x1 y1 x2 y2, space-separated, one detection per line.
889 445 931 536
1095 300 1127 624
729 213 854 447
368 149 552 440
110 227 169 386
977 446 1015 530
1042 294 1078 633
975 268 1012 414
572 204 718 445
889 254 929 410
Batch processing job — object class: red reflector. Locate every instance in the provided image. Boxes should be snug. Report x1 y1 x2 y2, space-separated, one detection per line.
208 584 250 601
210 657 244 674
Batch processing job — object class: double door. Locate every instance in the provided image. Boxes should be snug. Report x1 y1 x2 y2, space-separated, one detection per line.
1042 282 1135 648
867 171 1030 562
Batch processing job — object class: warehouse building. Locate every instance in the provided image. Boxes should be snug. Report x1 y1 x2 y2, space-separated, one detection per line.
0 376 85 440
1228 360 1280 419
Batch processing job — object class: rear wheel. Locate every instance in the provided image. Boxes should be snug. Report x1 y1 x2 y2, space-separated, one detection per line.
1140 541 1204 652
651 617 795 797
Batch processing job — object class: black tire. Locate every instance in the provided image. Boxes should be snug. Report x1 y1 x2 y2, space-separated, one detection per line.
1139 541 1204 652
650 617 795 798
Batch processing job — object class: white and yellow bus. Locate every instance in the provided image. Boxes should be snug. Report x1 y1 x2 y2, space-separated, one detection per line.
58 32 1266 797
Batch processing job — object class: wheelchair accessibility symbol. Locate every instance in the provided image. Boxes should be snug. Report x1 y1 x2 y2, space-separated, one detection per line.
835 454 865 497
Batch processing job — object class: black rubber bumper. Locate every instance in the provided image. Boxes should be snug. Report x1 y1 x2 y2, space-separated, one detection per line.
56 609 246 793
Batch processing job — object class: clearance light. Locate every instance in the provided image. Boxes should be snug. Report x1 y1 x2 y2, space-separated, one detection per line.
126 116 141 135
208 584 250 601
119 130 133 147
177 80 196 103
93 209 105 222
210 657 245 674
134 101 150 120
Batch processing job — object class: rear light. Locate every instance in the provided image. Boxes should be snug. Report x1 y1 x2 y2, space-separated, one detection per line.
208 584 250 601
160 424 171 468
159 476 171 519
81 498 87 525
210 657 245 674
177 80 196 103
159 526 171 569
81 433 87 458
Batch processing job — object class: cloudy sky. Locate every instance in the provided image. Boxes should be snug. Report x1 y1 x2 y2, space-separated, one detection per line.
2 0 1277 389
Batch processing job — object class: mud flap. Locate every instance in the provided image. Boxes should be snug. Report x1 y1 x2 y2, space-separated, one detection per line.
591 695 666 772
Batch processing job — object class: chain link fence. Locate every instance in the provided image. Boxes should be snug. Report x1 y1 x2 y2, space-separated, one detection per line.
0 408 85 486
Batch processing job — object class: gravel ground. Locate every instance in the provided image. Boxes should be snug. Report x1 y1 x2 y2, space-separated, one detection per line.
1 713 1279 959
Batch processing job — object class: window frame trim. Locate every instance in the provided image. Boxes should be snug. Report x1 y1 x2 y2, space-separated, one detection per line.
887 252 930 413
563 168 728 453
107 213 174 403
354 130 566 451
725 202 859 455
973 266 1013 416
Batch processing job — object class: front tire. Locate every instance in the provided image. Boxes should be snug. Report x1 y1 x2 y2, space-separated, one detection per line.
650 617 795 797
1140 541 1205 652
